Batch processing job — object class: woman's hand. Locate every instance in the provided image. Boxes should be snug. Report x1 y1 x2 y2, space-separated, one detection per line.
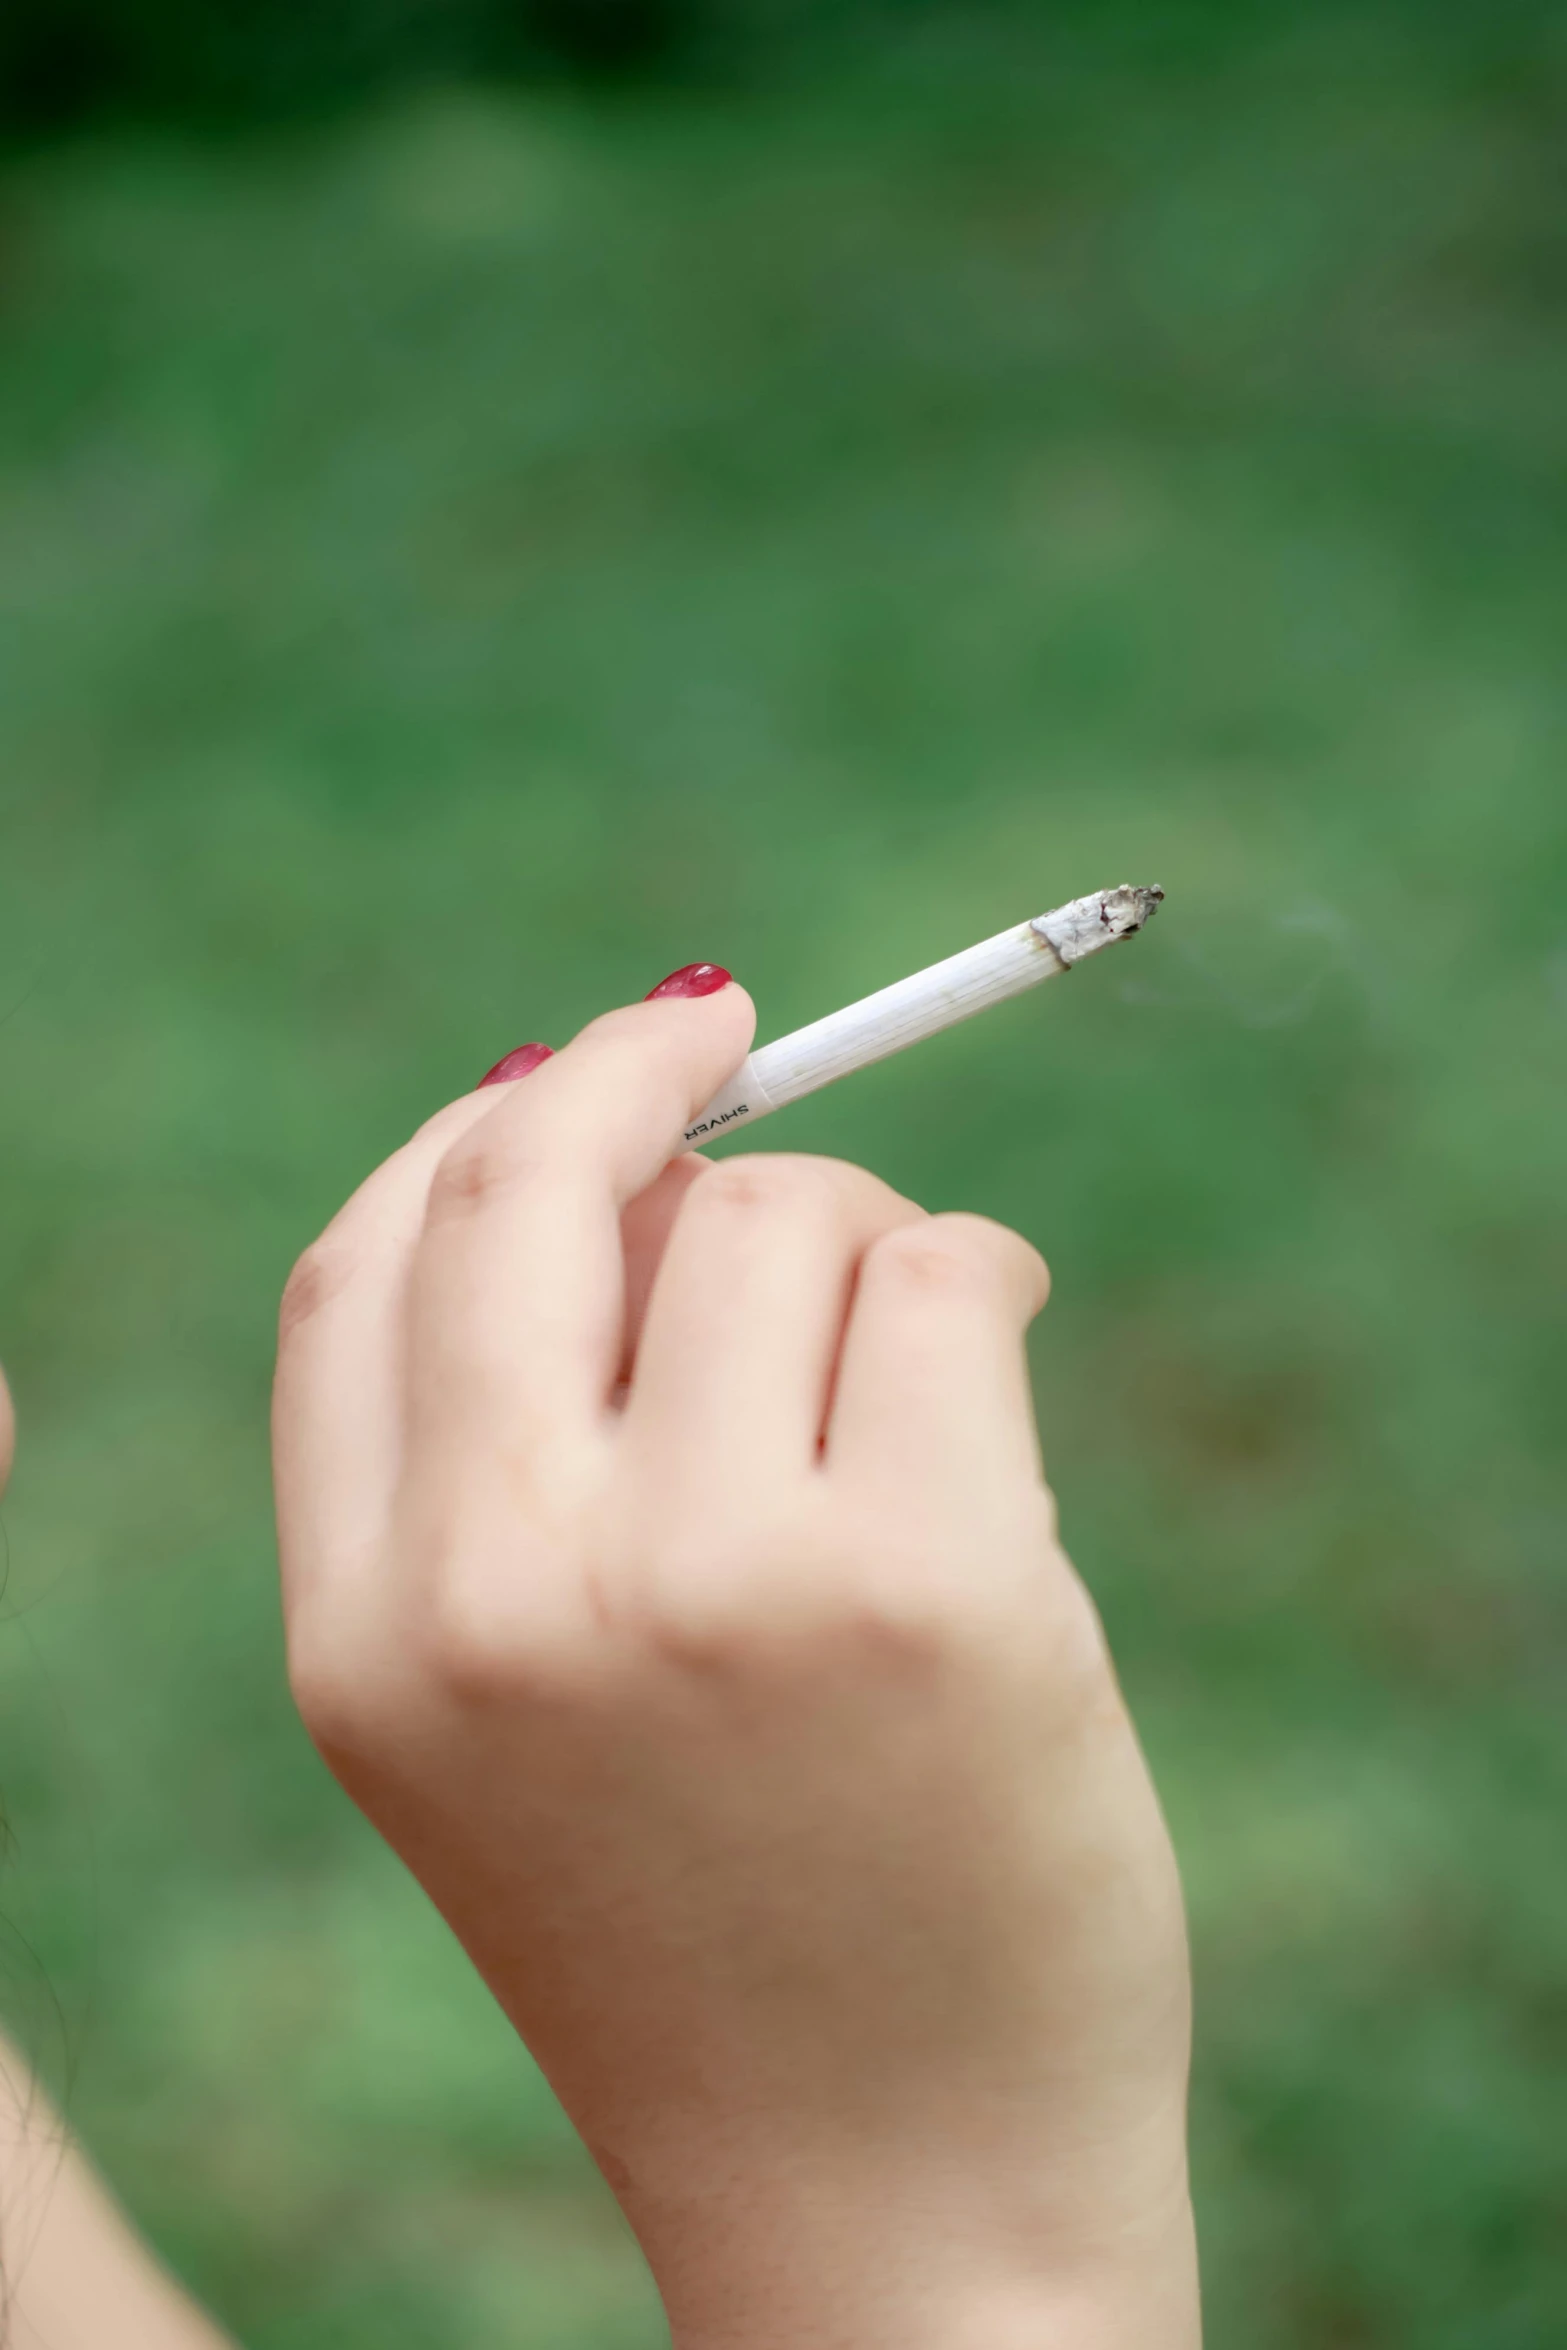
273 977 1198 2350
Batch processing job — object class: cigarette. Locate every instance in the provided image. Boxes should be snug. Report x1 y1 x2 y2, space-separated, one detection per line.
682 882 1164 1149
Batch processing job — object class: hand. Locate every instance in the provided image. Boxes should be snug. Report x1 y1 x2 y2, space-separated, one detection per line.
273 979 1198 2350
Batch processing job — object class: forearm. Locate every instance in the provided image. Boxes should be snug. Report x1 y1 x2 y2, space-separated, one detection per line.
0 2037 237 2350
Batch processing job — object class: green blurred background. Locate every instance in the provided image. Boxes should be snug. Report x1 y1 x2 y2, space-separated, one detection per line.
1 2 1564 2343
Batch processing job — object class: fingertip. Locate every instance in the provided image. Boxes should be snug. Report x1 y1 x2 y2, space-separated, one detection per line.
684 971 756 1042
644 963 732 1001
477 1042 554 1088
711 974 758 1044
575 975 758 1071
444 980 759 1208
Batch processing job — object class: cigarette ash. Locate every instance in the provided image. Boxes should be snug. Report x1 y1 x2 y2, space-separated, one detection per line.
1032 883 1164 967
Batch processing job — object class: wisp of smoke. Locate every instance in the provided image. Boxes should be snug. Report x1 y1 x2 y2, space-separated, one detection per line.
1115 898 1388 1031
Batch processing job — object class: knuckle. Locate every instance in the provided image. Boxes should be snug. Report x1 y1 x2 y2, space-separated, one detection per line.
630 1500 966 1677
426 1136 536 1222
869 1214 1048 1310
278 1240 354 1342
642 1594 754 1673
285 1610 369 1758
831 1495 1078 1667
693 1152 909 1228
698 1153 833 1216
631 1533 754 1665
418 1535 578 1701
422 1577 512 1700
624 1509 816 1669
867 1221 985 1294
961 1214 1051 1310
840 1524 1001 1654
841 1574 962 1675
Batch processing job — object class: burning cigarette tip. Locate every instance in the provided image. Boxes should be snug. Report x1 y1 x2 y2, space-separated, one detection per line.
681 877 1167 1149
1107 882 1165 931
1030 882 1165 967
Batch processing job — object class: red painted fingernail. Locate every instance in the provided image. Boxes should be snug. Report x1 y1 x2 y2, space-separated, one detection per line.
644 963 732 1001
477 1042 553 1088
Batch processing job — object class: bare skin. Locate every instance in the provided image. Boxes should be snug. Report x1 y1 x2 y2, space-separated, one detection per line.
0 975 1199 2345
276 980 1200 2349
0 1368 235 2346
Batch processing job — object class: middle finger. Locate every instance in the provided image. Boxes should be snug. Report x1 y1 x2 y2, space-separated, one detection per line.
620 1153 924 1500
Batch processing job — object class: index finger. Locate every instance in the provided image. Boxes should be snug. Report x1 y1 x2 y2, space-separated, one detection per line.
405 982 757 1484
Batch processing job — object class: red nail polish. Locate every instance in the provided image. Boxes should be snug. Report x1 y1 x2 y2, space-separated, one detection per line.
477 1042 553 1088
645 964 732 1001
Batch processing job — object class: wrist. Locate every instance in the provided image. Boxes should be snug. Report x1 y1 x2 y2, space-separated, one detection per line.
646 2162 1199 2350
666 2257 1201 2350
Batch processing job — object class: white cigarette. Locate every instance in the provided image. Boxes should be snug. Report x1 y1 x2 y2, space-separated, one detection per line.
681 882 1164 1149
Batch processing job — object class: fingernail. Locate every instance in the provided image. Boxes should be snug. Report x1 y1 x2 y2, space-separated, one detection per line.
477 1042 554 1088
644 964 732 1001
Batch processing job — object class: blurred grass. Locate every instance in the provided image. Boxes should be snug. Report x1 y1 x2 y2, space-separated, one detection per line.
0 9 1564 2346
